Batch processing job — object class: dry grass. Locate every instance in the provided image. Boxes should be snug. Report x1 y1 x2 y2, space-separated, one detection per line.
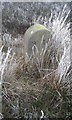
2 41 71 118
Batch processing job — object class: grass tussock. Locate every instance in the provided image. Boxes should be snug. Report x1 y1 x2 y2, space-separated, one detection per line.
2 40 72 119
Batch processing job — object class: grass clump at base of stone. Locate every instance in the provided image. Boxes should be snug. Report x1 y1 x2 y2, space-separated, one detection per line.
2 55 72 119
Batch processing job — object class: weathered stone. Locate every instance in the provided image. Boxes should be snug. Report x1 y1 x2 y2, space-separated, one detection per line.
24 24 51 59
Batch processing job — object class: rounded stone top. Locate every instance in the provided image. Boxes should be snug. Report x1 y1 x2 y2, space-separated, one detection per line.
24 24 51 58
